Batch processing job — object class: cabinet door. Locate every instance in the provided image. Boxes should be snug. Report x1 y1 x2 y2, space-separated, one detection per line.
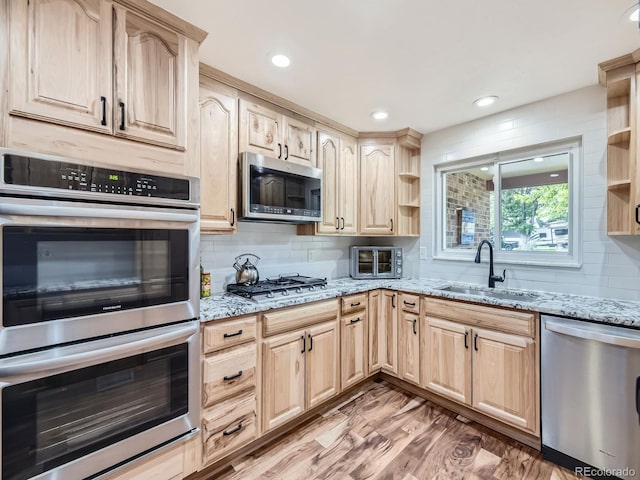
316 131 340 234
114 6 185 148
9 0 113 132
261 330 305 432
472 328 537 434
238 100 281 158
199 82 238 232
380 290 398 374
341 312 367 389
359 144 395 235
398 310 420 385
339 136 358 235
367 290 381 372
306 321 340 409
424 317 471 405
283 116 316 167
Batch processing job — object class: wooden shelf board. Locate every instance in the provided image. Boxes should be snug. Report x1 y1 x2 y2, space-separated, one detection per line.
398 172 420 179
608 230 633 236
399 203 420 208
607 127 631 145
607 180 632 190
607 77 631 99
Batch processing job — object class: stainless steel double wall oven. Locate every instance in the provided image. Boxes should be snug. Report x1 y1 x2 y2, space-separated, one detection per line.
0 150 201 480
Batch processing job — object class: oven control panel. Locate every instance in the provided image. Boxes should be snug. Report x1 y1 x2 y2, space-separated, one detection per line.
3 154 190 200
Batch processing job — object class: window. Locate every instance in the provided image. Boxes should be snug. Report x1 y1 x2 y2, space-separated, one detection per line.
434 139 582 267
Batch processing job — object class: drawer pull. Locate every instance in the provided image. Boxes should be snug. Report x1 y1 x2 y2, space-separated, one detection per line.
404 301 416 307
223 370 243 381
223 423 243 436
350 317 362 324
350 302 361 307
223 329 243 338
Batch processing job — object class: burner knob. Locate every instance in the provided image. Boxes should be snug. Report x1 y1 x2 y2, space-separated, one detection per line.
282 290 289 296
309 286 315 291
266 292 274 298
296 287 303 293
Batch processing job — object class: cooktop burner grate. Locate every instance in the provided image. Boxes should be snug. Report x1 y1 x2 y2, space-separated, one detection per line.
226 274 327 302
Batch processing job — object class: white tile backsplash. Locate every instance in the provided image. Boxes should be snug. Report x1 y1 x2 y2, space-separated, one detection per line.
420 84 640 301
200 222 419 294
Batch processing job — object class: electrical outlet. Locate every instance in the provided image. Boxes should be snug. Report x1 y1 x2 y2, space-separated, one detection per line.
419 247 427 260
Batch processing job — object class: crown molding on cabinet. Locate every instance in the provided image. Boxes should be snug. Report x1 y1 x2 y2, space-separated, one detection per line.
598 48 640 85
359 128 424 149
114 0 208 43
200 63 358 138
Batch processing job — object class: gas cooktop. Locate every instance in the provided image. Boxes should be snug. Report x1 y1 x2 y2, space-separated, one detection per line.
226 274 327 303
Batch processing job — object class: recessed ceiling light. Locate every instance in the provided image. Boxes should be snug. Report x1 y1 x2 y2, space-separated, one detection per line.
371 111 389 120
533 157 545 162
550 173 560 178
480 167 489 171
630 7 639 21
473 96 499 107
271 54 291 68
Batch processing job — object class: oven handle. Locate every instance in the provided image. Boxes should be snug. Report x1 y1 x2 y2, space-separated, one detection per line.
0 201 198 223
0 322 198 380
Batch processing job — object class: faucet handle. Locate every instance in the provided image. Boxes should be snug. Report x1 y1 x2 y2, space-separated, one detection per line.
492 269 506 284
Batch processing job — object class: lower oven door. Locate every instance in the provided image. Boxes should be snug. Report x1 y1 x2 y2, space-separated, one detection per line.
0 321 200 480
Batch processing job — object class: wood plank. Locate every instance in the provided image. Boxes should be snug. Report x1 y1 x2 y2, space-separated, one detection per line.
262 299 338 337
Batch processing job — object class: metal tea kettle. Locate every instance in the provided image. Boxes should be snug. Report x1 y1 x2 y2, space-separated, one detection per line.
233 253 260 285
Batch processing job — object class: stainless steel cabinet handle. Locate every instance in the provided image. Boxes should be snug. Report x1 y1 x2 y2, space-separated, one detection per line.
545 319 640 349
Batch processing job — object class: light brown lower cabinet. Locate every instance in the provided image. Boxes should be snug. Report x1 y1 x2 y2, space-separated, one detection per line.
341 310 368 389
201 393 257 466
262 320 339 432
423 298 539 435
398 300 421 385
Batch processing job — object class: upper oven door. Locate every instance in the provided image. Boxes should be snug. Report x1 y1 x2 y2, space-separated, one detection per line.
0 197 199 355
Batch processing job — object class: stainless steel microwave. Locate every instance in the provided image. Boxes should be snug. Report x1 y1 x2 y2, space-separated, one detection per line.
238 152 322 223
350 246 403 279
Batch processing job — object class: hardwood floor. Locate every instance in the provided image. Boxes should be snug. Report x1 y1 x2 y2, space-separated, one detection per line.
213 380 580 480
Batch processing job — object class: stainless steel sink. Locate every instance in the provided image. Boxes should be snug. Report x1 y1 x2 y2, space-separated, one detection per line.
438 286 539 302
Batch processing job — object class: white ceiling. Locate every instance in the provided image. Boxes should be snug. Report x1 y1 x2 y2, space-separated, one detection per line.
151 0 640 134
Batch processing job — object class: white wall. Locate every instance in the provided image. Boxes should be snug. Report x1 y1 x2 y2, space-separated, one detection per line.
201 224 420 293
420 84 640 301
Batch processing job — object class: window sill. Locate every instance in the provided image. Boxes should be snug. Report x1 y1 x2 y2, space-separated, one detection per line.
432 253 582 269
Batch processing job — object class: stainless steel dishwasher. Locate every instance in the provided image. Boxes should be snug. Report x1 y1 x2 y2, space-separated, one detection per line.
541 315 640 479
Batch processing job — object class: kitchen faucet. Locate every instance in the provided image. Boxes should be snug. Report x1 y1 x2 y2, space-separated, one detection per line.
474 240 505 288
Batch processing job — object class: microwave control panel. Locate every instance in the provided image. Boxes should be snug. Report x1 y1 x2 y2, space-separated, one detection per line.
3 154 190 200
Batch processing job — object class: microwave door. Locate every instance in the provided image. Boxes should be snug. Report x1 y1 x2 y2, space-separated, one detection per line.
357 249 374 277
378 250 392 276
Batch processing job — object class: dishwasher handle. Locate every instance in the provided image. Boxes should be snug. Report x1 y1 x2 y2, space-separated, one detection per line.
636 377 640 423
544 318 640 349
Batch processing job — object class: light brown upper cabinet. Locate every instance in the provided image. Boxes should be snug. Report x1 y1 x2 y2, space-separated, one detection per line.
239 99 316 167
598 49 640 235
113 5 185 149
312 130 358 235
9 0 204 150
198 77 238 233
359 143 396 235
9 0 113 133
358 129 422 236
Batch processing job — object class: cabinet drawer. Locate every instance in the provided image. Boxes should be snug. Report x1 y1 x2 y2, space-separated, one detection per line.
341 293 367 314
203 315 257 354
262 299 338 336
203 343 256 408
202 393 256 466
424 297 535 337
399 293 420 313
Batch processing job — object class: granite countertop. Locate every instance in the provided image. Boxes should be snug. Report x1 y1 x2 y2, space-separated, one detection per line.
200 277 640 329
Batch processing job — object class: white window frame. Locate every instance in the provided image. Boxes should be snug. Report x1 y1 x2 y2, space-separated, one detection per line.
433 137 582 268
